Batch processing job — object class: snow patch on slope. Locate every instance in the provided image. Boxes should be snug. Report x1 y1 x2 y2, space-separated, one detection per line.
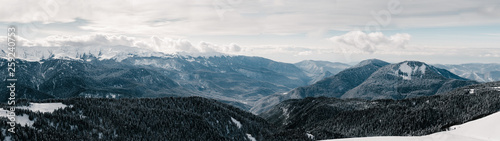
0 102 68 127
398 62 413 80
246 134 257 141
0 110 34 127
307 133 315 139
16 114 34 127
492 87 500 91
17 102 68 113
472 72 486 82
281 107 290 121
231 117 242 129
395 62 426 80
322 111 500 141
419 65 426 74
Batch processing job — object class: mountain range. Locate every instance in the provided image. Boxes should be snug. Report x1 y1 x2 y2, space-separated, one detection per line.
1 46 500 140
250 59 389 114
1 46 497 114
251 59 478 114
293 60 351 84
3 82 498 140
434 63 500 82
0 46 352 111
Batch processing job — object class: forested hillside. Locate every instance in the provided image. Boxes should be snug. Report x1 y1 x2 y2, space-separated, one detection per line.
0 97 313 141
261 81 500 140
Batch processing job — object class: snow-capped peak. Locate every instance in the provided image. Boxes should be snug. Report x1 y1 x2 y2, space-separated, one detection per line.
0 45 164 62
0 45 236 62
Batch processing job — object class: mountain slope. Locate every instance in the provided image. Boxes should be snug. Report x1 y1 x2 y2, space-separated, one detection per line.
323 111 500 141
260 81 500 140
291 59 390 98
0 97 267 140
342 61 478 100
0 48 315 110
0 97 315 141
0 58 186 100
250 59 389 114
294 60 350 84
434 63 500 82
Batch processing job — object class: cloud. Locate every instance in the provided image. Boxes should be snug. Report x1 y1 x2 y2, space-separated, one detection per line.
15 34 147 49
2 0 500 38
297 51 313 56
2 33 499 64
150 36 244 54
151 36 198 54
329 31 411 53
11 34 244 55
197 42 244 53
227 43 242 52
46 34 139 47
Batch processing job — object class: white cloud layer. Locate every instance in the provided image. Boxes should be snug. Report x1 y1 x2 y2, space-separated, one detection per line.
1 0 499 37
5 34 244 56
0 0 498 65
150 36 243 54
329 31 411 53
1 33 499 64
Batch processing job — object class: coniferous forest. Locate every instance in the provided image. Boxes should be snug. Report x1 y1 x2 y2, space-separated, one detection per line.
0 82 498 140
261 82 500 140
1 97 318 141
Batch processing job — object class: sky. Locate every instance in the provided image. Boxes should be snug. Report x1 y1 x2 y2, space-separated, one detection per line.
1 0 499 64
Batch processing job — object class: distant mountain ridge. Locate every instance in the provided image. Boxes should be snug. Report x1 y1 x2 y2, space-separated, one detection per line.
251 59 477 114
250 59 389 114
434 63 500 82
0 46 327 110
294 60 350 84
0 46 487 113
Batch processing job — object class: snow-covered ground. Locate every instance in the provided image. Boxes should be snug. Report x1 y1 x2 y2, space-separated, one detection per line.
322 111 500 141
0 102 69 127
0 110 34 127
16 102 68 113
15 114 34 127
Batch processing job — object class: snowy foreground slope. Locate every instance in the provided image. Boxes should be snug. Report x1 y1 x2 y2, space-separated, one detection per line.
323 111 500 141
0 102 68 127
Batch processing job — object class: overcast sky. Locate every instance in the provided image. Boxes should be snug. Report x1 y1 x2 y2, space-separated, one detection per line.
1 0 499 64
